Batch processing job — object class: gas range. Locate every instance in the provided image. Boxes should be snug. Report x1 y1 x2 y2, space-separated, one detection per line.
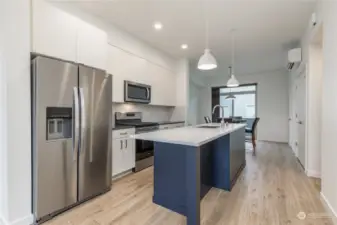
115 112 159 134
115 112 158 172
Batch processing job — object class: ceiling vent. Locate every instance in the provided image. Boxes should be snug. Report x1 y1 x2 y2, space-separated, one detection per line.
287 48 302 70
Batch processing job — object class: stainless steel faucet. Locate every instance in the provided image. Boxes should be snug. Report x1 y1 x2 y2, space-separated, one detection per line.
212 105 225 127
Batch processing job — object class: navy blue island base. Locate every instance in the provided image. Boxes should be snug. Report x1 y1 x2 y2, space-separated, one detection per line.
152 127 246 225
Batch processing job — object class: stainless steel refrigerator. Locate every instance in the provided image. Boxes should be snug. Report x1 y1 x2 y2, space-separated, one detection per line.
31 56 112 223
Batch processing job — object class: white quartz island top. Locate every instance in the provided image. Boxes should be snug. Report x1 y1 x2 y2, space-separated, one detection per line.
133 123 246 147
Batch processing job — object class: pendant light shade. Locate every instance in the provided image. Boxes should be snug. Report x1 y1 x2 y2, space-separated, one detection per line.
227 74 239 87
198 49 218 70
225 93 236 99
227 29 239 87
198 0 217 71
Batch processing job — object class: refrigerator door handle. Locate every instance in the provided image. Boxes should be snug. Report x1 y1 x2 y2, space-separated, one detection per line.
73 87 80 161
79 88 86 156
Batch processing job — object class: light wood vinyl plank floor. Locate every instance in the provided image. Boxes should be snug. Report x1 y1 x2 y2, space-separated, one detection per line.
44 142 333 225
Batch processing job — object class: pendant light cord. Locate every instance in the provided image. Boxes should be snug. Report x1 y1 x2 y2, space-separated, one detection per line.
205 0 209 49
231 30 235 75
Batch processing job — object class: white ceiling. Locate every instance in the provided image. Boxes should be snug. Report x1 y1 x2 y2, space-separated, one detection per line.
61 0 316 72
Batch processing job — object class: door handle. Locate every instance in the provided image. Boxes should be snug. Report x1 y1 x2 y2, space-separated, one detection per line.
120 140 123 150
73 87 80 161
125 140 128 149
297 121 303 125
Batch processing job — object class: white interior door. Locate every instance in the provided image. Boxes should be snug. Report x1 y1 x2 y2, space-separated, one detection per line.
290 80 298 156
295 70 306 168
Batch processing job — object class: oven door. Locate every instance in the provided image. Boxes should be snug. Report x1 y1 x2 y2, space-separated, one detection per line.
124 80 151 104
135 139 154 161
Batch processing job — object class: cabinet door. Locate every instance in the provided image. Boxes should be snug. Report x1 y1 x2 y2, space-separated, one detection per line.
32 0 78 61
123 138 135 171
112 139 124 176
108 45 147 103
77 21 107 70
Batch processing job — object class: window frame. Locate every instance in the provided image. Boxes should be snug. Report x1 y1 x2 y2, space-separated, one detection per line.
212 83 258 120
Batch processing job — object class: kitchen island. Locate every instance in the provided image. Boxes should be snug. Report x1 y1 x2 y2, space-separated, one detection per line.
134 123 246 225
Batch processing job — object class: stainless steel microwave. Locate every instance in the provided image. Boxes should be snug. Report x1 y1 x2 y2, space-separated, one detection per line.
124 80 151 104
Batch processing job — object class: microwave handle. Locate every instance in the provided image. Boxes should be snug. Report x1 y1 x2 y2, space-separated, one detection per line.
146 88 150 99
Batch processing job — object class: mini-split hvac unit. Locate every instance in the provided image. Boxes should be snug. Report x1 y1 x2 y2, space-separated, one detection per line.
287 48 302 70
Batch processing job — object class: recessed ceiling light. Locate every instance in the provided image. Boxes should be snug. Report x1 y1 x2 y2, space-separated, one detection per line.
153 22 163 30
181 44 188 50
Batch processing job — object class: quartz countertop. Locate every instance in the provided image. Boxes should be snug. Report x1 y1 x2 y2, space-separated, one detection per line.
133 123 246 147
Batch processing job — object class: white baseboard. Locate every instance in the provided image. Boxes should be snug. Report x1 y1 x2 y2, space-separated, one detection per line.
306 170 321 178
0 214 33 225
320 192 337 224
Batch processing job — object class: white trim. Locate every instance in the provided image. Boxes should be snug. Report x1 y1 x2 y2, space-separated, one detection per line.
0 214 33 225
320 192 337 225
306 170 321 178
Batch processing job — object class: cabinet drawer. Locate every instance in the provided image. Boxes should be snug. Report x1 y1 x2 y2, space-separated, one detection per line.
112 128 135 139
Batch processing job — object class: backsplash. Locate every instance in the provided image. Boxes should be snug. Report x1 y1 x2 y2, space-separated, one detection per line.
112 103 175 125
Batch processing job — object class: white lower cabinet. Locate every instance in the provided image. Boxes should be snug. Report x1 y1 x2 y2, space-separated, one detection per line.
112 129 135 177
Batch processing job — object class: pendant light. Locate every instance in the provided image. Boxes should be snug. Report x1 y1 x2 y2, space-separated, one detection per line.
197 0 217 70
226 67 236 99
227 30 239 87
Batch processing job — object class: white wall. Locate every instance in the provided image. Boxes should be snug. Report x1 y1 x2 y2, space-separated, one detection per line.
300 0 337 219
306 44 322 177
196 69 289 143
0 0 32 224
317 0 337 218
188 81 200 125
0 50 6 225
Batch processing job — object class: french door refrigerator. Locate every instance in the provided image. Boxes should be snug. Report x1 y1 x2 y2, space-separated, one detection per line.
31 56 112 223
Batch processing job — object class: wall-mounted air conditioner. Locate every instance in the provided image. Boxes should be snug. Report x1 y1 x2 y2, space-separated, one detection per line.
287 48 302 70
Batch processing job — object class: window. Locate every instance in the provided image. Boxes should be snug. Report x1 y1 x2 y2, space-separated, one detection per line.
219 85 257 119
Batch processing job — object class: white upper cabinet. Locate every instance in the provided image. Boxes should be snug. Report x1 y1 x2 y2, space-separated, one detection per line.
32 0 79 62
32 0 108 70
77 21 108 70
107 45 177 106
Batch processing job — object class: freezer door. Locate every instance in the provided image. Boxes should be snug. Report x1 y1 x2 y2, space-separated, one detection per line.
78 65 112 201
32 56 79 221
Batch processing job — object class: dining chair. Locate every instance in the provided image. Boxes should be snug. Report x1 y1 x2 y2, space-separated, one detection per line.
245 117 260 153
204 116 212 124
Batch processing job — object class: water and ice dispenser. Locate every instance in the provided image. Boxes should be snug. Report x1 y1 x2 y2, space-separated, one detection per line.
46 107 72 140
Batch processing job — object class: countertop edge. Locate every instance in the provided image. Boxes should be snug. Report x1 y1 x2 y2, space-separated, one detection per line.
133 124 246 147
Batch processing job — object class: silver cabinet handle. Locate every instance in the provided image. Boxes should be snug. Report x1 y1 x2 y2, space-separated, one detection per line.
73 87 80 161
120 140 123 150
125 140 128 148
120 132 127 135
